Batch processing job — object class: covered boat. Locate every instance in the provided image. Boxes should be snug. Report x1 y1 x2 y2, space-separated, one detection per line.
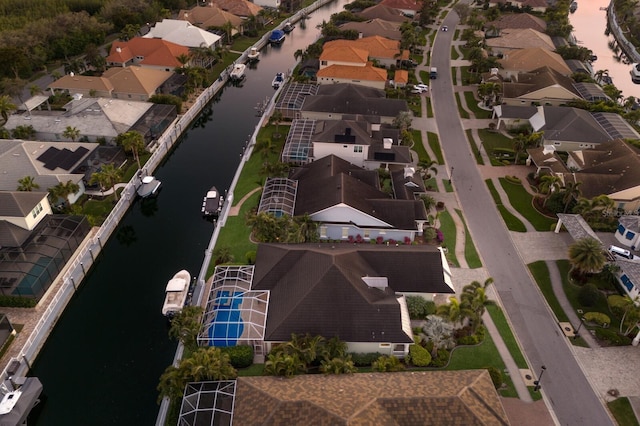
269 29 285 45
272 72 285 89
162 270 191 318
201 186 224 218
137 176 161 198
0 377 43 425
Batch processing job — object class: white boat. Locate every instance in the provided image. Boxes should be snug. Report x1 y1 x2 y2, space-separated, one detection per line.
247 47 260 62
137 175 161 198
272 72 285 89
201 185 224 218
229 63 246 80
283 21 295 33
162 270 191 318
631 63 640 84
570 1 577 12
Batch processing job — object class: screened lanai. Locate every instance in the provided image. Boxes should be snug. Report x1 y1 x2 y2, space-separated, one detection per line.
178 381 236 426
281 118 316 164
198 266 268 348
257 177 297 218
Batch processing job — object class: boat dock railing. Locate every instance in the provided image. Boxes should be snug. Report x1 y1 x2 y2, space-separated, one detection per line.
607 1 640 63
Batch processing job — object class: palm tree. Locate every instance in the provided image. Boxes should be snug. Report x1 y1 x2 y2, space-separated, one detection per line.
420 195 437 215
168 306 204 353
568 237 607 277
49 180 80 208
0 95 17 123
63 126 81 142
254 138 278 160
319 357 357 375
539 174 562 207
561 180 582 213
17 176 39 191
268 110 284 139
293 213 318 243
117 131 145 169
89 164 123 200
436 296 466 326
213 246 234 265
264 351 306 377
285 333 324 366
594 69 609 84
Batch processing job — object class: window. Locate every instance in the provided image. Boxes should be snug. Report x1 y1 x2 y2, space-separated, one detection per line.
31 202 43 219
379 343 391 348
354 146 362 153
618 224 626 235
341 227 349 238
320 226 327 238
321 60 327 66
364 230 370 239
626 231 635 240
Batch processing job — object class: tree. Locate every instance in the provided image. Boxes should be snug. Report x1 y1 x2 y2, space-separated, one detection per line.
0 95 17 123
561 180 582 213
319 356 357 374
49 180 80 208
89 163 123 200
168 306 204 353
268 110 284 138
62 126 81 142
213 246 234 265
117 130 146 169
392 111 413 133
420 195 437 215
436 296 467 326
420 315 455 358
254 138 278 160
539 174 562 207
263 351 306 377
17 176 39 191
11 125 36 140
568 237 607 277
477 82 501 107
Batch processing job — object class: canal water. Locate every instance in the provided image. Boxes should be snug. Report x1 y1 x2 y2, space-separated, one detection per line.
569 0 640 99
29 1 347 424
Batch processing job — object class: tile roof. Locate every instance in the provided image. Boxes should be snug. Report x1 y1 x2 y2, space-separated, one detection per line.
106 37 190 68
325 35 403 60
502 66 581 99
233 371 509 425
339 19 402 40
486 12 547 32
101 66 173 96
301 83 409 118
499 47 571 76
485 28 555 51
144 19 221 48
0 192 48 217
177 4 243 29
317 63 387 82
380 0 422 12
526 146 570 174
320 45 370 64
252 243 452 342
391 166 427 199
48 74 114 93
540 106 611 143
356 3 410 22
209 0 262 17
0 219 32 247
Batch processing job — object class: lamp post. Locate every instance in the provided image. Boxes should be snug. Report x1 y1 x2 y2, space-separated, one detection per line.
573 317 585 340
450 166 454 185
533 365 546 392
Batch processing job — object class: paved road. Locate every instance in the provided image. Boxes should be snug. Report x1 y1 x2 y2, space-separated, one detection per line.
429 6 615 426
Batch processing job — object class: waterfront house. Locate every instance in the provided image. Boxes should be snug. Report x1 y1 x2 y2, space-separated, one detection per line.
178 4 244 35
356 3 411 23
316 63 388 89
499 47 572 79
484 12 547 37
106 38 191 71
322 36 409 69
379 0 422 17
500 66 582 106
488 0 548 13
144 19 222 49
339 18 403 41
209 0 263 18
485 28 555 56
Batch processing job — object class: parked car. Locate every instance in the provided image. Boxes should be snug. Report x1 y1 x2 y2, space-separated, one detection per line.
441 25 448 31
400 59 418 68
410 83 429 94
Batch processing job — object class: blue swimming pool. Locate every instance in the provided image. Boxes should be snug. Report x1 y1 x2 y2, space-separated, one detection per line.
208 290 244 347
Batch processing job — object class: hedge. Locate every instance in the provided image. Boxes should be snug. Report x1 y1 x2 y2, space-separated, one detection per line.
408 344 432 367
349 352 383 367
220 345 254 368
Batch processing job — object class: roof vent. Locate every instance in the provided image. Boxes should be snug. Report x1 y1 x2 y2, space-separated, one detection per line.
362 276 388 289
383 138 393 149
116 47 122 53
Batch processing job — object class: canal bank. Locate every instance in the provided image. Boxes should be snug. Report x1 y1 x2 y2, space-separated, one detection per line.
21 0 348 424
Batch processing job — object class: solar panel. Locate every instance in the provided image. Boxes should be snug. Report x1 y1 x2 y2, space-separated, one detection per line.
38 146 90 171
592 112 640 140
36 147 58 164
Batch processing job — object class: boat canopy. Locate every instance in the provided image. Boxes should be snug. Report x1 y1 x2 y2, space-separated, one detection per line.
166 278 187 292
142 176 154 184
207 190 218 198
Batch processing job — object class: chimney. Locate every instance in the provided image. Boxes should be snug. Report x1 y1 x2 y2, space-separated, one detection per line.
383 138 392 149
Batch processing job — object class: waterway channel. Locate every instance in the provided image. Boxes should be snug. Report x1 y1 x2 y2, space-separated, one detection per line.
569 0 640 99
29 1 347 424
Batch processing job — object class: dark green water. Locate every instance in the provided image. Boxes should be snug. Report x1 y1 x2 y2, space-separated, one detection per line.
29 1 347 424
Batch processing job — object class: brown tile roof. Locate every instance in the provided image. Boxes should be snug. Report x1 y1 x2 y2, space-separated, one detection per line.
317 63 387 82
210 0 262 17
356 3 411 22
233 371 510 425
380 0 422 12
106 37 190 68
177 4 243 29
499 47 571 76
502 66 580 99
486 12 547 32
485 28 554 51
101 66 173 96
325 36 404 61
526 146 570 175
252 243 452 342
48 74 114 93
339 19 402 40
395 69 409 84
320 44 370 64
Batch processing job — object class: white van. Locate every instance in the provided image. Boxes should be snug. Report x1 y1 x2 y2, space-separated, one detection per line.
608 245 633 259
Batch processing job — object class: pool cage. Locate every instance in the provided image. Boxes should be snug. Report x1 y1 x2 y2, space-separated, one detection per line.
178 381 236 426
198 266 268 349
257 177 297 218
0 215 91 300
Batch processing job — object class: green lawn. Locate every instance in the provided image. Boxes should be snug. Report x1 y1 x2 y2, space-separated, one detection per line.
608 397 640 426
498 178 556 231
463 91 492 119
455 92 469 118
451 67 457 85
427 132 444 164
411 130 431 163
485 180 527 232
455 208 481 268
438 209 459 267
478 129 513 152
465 129 484 165
237 363 265 376
486 304 527 368
528 260 569 322
451 46 459 60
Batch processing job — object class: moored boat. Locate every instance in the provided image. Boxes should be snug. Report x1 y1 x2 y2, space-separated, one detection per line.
137 175 161 198
162 270 191 318
570 1 577 12
229 63 246 81
272 72 285 89
269 29 285 45
201 186 224 218
631 63 640 84
283 21 295 33
247 47 260 62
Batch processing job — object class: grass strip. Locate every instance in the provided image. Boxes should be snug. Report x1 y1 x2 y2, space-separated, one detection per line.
455 208 481 268
498 178 556 232
485 180 527 232
528 260 568 322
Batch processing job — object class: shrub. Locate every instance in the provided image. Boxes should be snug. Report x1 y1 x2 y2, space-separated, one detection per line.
404 236 411 245
584 312 610 327
408 344 432 367
607 295 629 317
0 296 37 308
457 335 479 345
406 295 436 319
504 175 521 184
349 352 382 367
424 227 437 241
595 328 632 346
220 345 254 368
376 236 384 244
372 355 405 372
436 229 444 242
245 250 256 264
577 283 601 307
486 366 503 389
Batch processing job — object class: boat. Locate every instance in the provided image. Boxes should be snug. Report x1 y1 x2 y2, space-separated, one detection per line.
229 63 246 81
201 185 224 218
269 29 285 45
162 270 191 318
631 63 640 84
272 72 285 89
137 175 161 198
0 377 42 424
570 1 577 12
283 21 295 33
247 47 260 62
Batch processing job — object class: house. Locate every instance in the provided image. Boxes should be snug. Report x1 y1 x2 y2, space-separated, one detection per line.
323 36 409 69
484 12 547 37
0 192 91 299
356 3 411 23
299 83 409 123
177 4 244 34
614 216 640 250
281 117 411 169
379 0 422 17
273 83 320 120
209 0 263 17
106 38 190 71
500 66 582 106
4 97 170 144
485 28 555 56
499 47 572 79
317 62 388 89
488 0 548 13
196 241 454 366
252 0 280 9
144 19 221 49
565 59 594 76
185 371 509 425
47 66 174 101
339 18 402 41
0 139 99 204
261 155 428 241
